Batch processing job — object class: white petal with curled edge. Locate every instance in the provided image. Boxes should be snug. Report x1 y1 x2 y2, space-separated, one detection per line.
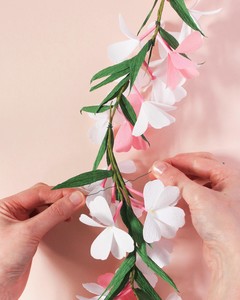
155 207 185 229
82 283 105 296
136 257 158 287
143 214 162 243
144 102 175 129
119 160 136 174
147 239 173 268
166 292 182 300
132 103 149 137
174 86 187 102
79 214 105 228
157 186 180 209
91 228 113 260
119 14 138 40
76 295 99 300
108 39 139 63
112 227 134 258
89 196 114 226
143 180 164 211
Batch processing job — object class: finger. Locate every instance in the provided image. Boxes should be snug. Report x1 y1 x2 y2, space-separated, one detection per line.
27 191 85 238
151 161 213 208
4 183 82 212
165 153 235 190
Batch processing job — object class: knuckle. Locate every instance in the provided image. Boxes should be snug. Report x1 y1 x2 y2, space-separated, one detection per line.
48 201 68 218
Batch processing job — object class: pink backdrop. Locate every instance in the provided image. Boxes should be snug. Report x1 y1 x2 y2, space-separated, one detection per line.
0 0 238 299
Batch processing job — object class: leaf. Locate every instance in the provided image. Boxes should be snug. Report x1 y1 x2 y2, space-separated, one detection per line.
135 288 152 300
120 95 137 126
169 0 204 35
102 253 136 299
135 267 162 300
80 105 110 114
137 0 159 35
104 272 130 300
121 201 145 247
91 60 129 83
90 68 129 92
93 131 109 170
137 245 178 292
159 27 179 50
129 41 152 89
52 170 113 190
97 75 129 112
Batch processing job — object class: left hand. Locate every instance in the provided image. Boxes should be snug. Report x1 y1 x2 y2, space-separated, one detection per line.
0 183 85 300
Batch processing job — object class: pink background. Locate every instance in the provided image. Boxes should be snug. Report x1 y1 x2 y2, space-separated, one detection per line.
0 0 238 299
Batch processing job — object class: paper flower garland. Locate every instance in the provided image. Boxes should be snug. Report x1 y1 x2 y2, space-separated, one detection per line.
53 0 219 299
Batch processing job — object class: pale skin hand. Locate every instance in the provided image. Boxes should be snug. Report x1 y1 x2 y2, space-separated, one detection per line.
151 152 240 300
0 183 85 300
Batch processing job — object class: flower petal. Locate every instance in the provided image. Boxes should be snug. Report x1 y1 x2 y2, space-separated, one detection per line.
91 228 113 260
155 207 185 228
119 14 138 40
114 122 132 153
111 227 134 259
143 179 164 211
132 103 149 136
176 31 203 54
79 214 104 228
82 283 105 296
119 159 137 173
157 186 180 209
166 292 182 300
143 213 162 243
108 39 139 63
89 196 114 226
167 55 182 89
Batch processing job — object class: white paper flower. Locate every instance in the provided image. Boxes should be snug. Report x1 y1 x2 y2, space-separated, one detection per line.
166 292 182 300
108 14 140 63
143 180 185 243
132 101 176 137
80 196 134 260
88 111 109 145
76 282 106 300
147 238 173 268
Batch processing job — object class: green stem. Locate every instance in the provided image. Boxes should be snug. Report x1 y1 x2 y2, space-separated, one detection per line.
152 0 165 42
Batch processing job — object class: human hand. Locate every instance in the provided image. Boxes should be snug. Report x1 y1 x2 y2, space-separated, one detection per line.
151 152 240 300
0 183 85 300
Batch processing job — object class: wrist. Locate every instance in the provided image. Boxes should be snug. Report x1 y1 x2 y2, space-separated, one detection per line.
205 243 240 299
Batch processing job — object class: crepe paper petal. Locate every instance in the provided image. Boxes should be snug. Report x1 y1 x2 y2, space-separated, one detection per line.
176 31 203 54
89 196 114 226
119 14 138 40
143 180 164 211
144 214 164 243
136 256 158 287
157 221 179 239
132 135 149 151
112 227 134 258
79 214 105 228
174 85 187 102
108 39 140 63
167 56 183 89
180 67 199 79
91 228 114 260
114 122 133 153
132 206 143 218
118 160 137 174
170 52 196 70
166 292 182 300
97 273 114 288
82 283 105 296
155 207 185 228
132 103 149 136
157 186 180 208
147 239 173 268
76 295 100 300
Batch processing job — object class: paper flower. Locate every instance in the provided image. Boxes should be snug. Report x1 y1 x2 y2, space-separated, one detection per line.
80 196 134 260
88 111 109 145
132 101 176 137
147 238 173 268
142 180 185 243
108 14 140 63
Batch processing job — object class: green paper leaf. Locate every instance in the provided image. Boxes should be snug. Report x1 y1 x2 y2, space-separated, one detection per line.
159 27 179 50
129 41 152 89
121 202 145 247
120 95 137 126
135 288 152 299
137 245 178 292
93 131 109 170
91 61 129 83
80 105 110 114
137 0 159 35
135 267 162 300
169 0 204 35
97 75 129 112
102 253 136 299
90 68 129 92
52 170 113 190
104 272 130 300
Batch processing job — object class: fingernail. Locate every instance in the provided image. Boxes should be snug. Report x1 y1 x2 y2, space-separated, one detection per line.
152 161 168 176
69 191 84 205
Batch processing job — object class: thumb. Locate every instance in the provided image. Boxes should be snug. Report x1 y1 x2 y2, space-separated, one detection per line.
28 191 85 238
151 161 212 209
